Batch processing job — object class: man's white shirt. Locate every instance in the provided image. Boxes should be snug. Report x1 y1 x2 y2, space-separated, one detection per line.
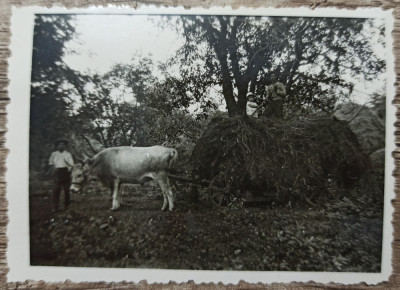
49 151 74 170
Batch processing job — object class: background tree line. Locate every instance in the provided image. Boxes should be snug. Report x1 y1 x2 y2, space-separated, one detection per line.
29 14 385 171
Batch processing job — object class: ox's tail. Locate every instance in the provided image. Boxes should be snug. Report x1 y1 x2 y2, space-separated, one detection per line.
168 148 178 169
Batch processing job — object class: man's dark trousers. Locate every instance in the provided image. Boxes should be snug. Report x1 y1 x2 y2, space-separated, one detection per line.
53 168 71 210
263 99 283 119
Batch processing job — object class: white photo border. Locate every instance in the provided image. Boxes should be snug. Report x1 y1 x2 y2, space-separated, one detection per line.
6 5 396 285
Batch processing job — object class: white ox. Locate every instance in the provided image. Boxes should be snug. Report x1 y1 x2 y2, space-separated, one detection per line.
70 146 178 211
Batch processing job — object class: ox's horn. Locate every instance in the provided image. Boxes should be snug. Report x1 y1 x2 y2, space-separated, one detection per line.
81 134 99 156
75 153 89 166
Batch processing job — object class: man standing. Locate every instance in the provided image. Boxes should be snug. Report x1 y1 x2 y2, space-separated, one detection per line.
49 139 74 212
263 73 286 119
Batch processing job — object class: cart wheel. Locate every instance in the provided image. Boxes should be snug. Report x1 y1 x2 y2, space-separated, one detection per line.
208 175 228 206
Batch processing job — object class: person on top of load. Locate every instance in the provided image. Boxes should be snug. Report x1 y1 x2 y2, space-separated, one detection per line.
263 73 286 119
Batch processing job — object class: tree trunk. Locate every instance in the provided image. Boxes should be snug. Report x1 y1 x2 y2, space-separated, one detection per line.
222 80 239 117
215 46 240 117
237 81 249 116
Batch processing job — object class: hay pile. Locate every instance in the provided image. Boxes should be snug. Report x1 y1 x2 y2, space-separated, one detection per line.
333 102 385 154
190 116 371 205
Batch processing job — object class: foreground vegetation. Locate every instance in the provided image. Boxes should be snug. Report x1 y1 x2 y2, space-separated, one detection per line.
30 177 383 272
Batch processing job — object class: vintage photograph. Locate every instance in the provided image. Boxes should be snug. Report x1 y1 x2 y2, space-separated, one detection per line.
24 8 391 277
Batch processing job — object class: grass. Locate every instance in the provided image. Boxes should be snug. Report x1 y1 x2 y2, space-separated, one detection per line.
29 180 383 272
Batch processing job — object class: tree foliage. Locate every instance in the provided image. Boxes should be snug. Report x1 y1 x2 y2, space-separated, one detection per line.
168 16 384 116
73 59 203 151
30 15 78 169
31 15 76 83
29 14 385 170
74 60 155 147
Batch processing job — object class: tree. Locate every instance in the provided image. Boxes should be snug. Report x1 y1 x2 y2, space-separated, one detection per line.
31 15 76 83
73 58 157 147
73 58 201 148
30 14 78 169
74 69 147 148
102 58 156 103
167 16 384 116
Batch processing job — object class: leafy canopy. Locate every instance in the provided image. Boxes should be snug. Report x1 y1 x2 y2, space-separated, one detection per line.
166 15 384 116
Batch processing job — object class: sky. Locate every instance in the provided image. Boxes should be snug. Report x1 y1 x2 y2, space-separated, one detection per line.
63 15 184 75
62 14 222 112
62 14 387 108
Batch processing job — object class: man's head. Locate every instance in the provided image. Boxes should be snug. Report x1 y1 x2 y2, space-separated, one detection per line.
270 73 277 84
55 139 68 152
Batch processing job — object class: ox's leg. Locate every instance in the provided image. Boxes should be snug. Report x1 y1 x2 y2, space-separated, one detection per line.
159 189 168 210
111 178 121 211
166 179 175 211
157 173 175 211
161 191 168 211
166 187 175 211
168 177 176 201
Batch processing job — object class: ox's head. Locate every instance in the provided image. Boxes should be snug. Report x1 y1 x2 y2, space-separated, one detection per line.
70 160 92 193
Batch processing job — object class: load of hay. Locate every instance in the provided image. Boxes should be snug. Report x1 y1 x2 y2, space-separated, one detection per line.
333 102 385 155
190 116 371 205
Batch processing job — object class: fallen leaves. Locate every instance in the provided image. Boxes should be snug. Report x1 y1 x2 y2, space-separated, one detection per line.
29 186 383 272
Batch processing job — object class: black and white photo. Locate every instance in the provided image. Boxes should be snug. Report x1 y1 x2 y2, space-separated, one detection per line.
6 6 395 284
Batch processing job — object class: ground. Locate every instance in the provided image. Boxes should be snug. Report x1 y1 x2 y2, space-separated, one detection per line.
29 178 383 272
